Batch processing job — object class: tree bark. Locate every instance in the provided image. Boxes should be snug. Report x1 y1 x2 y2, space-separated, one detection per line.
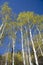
21 26 26 65
29 28 39 65
36 27 43 56
25 27 33 65
0 23 6 39
12 38 15 65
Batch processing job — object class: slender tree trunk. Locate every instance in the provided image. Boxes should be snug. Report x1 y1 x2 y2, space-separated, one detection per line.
21 26 26 65
5 42 10 65
12 38 15 65
27 40 33 65
0 23 3 31
29 28 39 65
0 23 6 39
25 27 33 65
24 39 29 65
5 53 8 65
36 27 42 39
36 27 43 56
37 38 43 56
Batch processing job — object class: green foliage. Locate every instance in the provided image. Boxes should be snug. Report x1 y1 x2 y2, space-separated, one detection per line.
0 52 23 65
1 2 12 23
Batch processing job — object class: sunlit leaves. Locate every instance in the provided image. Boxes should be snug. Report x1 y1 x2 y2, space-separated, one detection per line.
1 2 12 23
1 2 11 15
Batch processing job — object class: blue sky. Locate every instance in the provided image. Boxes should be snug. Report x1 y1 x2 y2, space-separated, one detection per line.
0 0 43 55
0 0 43 14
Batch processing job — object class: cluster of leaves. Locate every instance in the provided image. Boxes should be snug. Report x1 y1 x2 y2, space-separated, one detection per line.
0 52 23 65
0 2 43 38
0 51 43 65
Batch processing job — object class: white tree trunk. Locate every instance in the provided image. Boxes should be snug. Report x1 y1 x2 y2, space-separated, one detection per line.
25 39 28 65
27 40 33 65
29 28 39 65
25 27 33 65
5 42 10 65
36 27 43 56
0 23 3 31
5 53 8 65
37 38 43 56
21 26 26 65
12 38 15 65
37 27 42 39
0 23 6 39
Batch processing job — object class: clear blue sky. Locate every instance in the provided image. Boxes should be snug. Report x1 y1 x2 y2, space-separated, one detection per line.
0 0 43 14
0 0 43 55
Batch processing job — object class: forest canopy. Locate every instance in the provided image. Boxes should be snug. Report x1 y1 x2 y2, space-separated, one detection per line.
0 2 43 65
